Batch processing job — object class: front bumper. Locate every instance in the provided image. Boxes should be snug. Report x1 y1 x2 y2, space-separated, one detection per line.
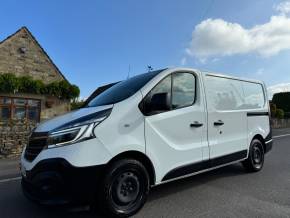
21 158 105 205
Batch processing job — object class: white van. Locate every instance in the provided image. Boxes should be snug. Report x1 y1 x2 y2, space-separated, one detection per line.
21 68 272 217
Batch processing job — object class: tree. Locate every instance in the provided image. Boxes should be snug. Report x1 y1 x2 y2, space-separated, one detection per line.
69 85 80 101
58 80 71 99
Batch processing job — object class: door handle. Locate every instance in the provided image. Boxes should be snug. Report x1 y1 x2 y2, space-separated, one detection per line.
214 120 224 126
190 121 203 127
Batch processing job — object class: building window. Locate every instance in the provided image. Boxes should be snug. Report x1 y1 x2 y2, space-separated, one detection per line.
0 97 40 122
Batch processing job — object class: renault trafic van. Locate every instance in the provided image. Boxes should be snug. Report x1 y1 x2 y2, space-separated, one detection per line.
21 68 272 217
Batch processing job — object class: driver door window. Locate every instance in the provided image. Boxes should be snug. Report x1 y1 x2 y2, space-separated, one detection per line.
142 72 196 115
143 76 171 115
172 73 196 109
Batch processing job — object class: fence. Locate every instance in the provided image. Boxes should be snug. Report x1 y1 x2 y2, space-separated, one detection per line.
271 119 290 129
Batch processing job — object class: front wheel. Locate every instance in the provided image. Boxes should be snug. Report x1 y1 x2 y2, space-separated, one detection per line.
242 139 265 172
95 159 150 218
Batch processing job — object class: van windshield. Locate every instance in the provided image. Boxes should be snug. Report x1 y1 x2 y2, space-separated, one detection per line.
87 69 164 107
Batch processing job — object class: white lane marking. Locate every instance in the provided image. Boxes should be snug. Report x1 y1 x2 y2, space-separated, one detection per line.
0 176 21 184
273 133 290 139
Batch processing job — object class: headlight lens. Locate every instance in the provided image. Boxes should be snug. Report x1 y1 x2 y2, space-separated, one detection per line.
48 128 80 146
47 108 111 149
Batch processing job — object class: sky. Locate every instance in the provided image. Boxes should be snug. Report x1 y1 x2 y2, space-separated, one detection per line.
0 0 290 99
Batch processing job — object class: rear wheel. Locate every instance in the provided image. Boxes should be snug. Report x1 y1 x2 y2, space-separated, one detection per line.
95 159 150 218
242 139 264 172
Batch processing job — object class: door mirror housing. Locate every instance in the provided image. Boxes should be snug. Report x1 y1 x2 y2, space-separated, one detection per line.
149 92 171 112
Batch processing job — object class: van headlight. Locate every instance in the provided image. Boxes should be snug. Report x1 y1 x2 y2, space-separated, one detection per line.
47 109 111 149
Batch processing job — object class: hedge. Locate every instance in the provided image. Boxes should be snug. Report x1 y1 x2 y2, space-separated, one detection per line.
276 109 285 119
272 92 290 113
270 103 277 117
0 73 80 100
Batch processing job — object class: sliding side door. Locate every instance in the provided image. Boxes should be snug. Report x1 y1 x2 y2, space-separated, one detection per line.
204 75 248 162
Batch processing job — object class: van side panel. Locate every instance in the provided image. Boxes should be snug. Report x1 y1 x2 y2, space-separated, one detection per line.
244 83 271 151
247 115 270 146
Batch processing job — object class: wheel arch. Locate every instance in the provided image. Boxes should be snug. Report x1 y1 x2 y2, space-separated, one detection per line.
108 150 156 185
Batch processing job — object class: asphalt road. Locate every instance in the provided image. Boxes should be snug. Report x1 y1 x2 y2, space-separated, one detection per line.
0 132 290 218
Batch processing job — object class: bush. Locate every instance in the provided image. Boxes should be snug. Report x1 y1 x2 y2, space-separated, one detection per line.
272 92 290 113
0 73 79 100
276 109 285 119
270 103 277 117
71 100 85 110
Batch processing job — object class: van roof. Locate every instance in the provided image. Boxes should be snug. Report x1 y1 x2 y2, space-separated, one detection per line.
202 70 263 84
165 67 264 85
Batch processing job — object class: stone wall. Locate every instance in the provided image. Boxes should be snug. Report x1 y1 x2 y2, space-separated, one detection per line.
41 96 71 120
0 120 35 159
0 27 65 84
0 94 70 159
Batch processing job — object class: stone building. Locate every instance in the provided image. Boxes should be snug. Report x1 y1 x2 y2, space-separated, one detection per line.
0 27 73 158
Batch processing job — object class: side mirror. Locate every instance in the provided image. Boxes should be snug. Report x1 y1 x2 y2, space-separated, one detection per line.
150 92 171 112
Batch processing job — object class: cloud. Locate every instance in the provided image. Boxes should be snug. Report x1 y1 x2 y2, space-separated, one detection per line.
267 83 290 99
211 58 220 63
256 68 265 76
181 57 187 65
275 1 290 15
186 2 290 60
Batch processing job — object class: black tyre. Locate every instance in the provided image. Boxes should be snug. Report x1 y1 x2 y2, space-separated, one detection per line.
242 139 264 172
96 159 150 218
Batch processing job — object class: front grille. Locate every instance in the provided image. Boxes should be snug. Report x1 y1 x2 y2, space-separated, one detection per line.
24 132 48 161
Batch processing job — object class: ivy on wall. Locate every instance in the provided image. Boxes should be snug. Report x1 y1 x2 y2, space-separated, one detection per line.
0 73 80 100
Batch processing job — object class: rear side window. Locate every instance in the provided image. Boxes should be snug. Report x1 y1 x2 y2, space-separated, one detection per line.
242 82 265 109
205 75 265 111
141 72 196 115
206 76 245 111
